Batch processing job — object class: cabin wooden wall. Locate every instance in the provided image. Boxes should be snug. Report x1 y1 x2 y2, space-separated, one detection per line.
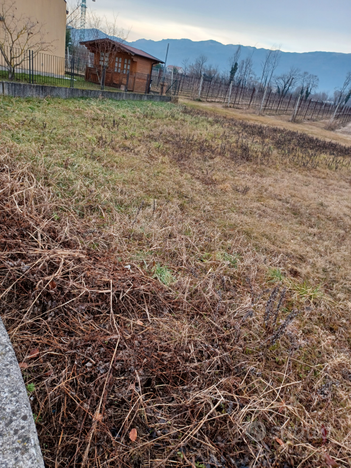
133 57 153 93
87 49 154 93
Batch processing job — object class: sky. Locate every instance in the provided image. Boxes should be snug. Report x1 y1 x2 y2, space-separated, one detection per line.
82 0 351 53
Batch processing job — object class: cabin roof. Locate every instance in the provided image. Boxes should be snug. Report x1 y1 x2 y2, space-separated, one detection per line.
80 38 163 63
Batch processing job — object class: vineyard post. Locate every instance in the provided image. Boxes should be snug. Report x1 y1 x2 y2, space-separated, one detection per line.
248 87 256 108
263 89 272 112
216 81 222 101
291 94 302 122
227 81 233 107
198 73 204 99
303 99 312 119
232 85 239 107
259 86 268 114
285 94 292 112
238 84 245 107
310 100 319 120
321 102 326 119
206 79 212 101
329 72 351 124
275 94 283 113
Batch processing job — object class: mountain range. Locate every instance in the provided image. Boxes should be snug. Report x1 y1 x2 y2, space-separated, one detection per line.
74 30 351 94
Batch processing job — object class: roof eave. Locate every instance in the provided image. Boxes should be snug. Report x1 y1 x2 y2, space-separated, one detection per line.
80 39 164 63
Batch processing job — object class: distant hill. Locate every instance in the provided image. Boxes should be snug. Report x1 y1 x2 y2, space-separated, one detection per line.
128 39 350 94
74 30 351 94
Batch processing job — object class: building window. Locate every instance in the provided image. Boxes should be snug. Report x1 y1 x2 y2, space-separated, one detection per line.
99 52 109 67
123 58 131 74
115 56 122 72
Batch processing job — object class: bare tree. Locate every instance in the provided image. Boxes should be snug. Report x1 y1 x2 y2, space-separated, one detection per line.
66 0 82 30
290 72 319 122
260 48 280 89
65 0 82 59
203 64 219 80
88 11 128 43
181 57 190 75
229 44 241 82
311 91 329 102
330 71 351 123
275 66 301 97
236 56 255 87
0 0 53 79
258 47 281 114
298 72 319 100
188 54 208 78
80 14 129 88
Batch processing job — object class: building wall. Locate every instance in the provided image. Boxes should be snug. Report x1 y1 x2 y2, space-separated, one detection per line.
0 0 66 59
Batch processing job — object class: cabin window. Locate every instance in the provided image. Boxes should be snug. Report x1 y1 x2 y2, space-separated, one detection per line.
123 58 131 74
99 52 109 67
115 56 122 72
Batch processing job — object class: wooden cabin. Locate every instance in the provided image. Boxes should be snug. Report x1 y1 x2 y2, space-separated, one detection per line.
80 38 163 93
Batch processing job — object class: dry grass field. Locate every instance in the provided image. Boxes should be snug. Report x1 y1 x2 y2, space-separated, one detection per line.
184 99 351 145
1 96 351 468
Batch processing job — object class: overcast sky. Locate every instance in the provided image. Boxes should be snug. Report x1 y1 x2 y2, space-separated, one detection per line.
84 0 351 53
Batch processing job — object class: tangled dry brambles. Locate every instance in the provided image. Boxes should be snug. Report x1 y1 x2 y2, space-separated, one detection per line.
0 158 350 468
1 99 351 467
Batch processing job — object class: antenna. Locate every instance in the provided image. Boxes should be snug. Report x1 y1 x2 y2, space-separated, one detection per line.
80 0 87 42
80 0 96 42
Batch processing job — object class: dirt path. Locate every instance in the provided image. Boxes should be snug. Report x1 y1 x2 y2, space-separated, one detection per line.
181 99 351 147
337 121 351 136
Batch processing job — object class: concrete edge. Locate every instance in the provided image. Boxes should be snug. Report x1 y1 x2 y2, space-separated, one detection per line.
0 80 172 102
0 318 45 468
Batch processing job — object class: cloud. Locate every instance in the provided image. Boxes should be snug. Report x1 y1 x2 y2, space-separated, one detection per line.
87 0 351 53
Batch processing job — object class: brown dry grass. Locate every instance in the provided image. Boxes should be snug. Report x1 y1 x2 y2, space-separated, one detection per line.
183 99 351 146
1 96 351 467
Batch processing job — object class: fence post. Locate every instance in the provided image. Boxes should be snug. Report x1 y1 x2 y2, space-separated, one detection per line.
126 71 130 92
145 74 150 94
101 66 106 91
176 74 183 95
70 57 75 88
28 50 31 83
31 50 34 84
198 73 204 99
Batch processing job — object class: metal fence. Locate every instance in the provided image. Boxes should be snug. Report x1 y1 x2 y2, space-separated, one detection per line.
0 46 169 95
0 46 71 87
155 72 351 124
1 45 350 124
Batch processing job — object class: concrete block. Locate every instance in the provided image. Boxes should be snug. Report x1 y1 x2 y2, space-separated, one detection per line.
0 81 172 103
0 318 44 468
